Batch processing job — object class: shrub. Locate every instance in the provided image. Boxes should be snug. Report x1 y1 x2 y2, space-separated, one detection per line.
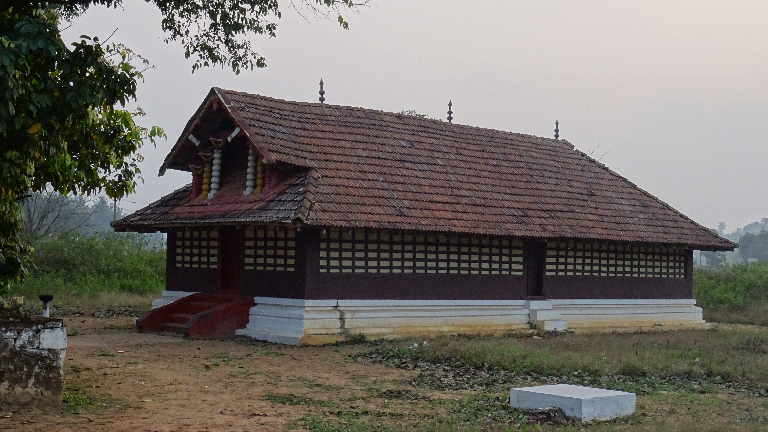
693 263 768 310
9 231 165 298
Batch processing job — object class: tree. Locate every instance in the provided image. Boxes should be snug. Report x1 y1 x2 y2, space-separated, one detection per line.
717 222 726 236
12 1 357 73
1 1 358 294
739 231 768 263
21 189 119 238
701 251 726 267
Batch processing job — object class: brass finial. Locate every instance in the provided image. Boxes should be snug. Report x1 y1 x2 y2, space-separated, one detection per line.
319 79 325 104
447 100 453 124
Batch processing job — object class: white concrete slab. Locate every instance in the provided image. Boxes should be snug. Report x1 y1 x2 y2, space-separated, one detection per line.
510 384 635 422
537 320 567 331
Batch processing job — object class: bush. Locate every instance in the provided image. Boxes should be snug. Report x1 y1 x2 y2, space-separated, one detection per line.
10 232 165 298
693 263 768 310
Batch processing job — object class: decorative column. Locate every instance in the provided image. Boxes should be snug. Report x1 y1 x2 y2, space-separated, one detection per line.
190 164 204 199
255 158 265 194
199 151 213 199
244 147 257 195
208 138 225 198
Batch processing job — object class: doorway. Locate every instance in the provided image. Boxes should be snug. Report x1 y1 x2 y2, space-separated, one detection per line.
218 228 243 296
524 241 546 297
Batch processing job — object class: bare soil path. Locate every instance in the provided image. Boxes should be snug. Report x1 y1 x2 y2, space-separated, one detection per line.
2 317 424 432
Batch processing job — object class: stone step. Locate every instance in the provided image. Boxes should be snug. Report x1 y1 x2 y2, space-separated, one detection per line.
159 322 185 334
510 384 636 422
167 313 194 325
530 309 561 322
536 320 567 331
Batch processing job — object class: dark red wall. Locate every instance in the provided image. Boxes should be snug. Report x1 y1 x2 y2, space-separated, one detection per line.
543 276 693 299
301 228 694 301
165 231 218 294
240 228 309 299
165 227 695 301
306 273 526 300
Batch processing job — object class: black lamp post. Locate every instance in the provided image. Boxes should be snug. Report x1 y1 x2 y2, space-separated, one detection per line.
38 295 53 317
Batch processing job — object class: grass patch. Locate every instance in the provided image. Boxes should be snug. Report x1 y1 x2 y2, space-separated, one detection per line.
298 377 344 392
263 392 336 408
62 384 92 413
300 394 530 432
361 328 768 391
9 232 164 310
694 264 768 325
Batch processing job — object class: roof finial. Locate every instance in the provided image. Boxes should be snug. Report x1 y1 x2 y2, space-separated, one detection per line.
319 78 325 104
447 100 453 124
554 120 560 140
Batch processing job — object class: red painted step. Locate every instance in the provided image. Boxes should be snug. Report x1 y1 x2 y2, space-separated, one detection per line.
136 293 255 339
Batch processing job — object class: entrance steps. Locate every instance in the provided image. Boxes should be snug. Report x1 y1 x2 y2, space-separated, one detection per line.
136 293 254 339
526 299 567 331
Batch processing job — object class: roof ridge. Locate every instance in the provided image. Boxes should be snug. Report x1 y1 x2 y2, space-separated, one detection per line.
219 87 566 144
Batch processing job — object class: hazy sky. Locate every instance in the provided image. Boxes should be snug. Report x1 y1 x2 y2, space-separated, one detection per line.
63 0 768 232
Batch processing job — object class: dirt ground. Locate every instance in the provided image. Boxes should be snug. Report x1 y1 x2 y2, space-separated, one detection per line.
2 318 768 432
1 317 431 432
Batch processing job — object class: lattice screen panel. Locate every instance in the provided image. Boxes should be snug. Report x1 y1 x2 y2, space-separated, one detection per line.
244 225 296 271
174 229 219 269
545 241 686 278
319 228 523 274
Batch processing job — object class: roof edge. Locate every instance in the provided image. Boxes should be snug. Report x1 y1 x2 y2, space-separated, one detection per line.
158 87 280 177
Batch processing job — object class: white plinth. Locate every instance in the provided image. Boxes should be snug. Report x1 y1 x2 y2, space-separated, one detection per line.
510 384 635 422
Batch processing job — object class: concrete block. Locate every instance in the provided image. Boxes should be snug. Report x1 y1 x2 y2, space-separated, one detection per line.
530 309 561 322
510 384 635 422
15 329 39 349
39 328 67 350
536 320 568 331
525 300 553 310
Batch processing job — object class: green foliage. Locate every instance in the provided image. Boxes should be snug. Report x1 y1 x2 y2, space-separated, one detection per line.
739 231 768 262
0 6 165 294
694 264 768 310
397 110 431 119
1 1 361 295
8 232 165 297
16 0 357 74
0 295 34 319
62 385 92 408
700 250 726 267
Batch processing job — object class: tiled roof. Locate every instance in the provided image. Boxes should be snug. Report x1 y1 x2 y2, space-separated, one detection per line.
114 88 735 250
114 170 313 228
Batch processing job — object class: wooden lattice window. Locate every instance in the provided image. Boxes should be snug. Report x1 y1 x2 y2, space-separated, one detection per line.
319 228 523 275
244 225 297 271
545 241 686 278
174 229 218 269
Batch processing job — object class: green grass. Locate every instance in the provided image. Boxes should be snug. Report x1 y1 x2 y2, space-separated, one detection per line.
694 263 768 309
8 231 164 310
366 328 768 389
694 264 768 325
299 394 531 432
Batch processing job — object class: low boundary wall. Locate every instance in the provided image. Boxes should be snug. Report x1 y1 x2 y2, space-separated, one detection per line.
1 319 67 406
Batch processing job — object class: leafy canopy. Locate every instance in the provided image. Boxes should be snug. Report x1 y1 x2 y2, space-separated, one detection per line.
0 1 358 295
14 0 356 73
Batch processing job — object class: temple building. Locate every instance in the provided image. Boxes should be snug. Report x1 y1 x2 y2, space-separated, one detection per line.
112 87 735 344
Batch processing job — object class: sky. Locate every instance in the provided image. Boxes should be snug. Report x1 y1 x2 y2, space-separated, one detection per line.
62 0 768 232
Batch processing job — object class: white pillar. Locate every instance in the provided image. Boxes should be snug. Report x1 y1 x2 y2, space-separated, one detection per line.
244 147 256 195
209 148 222 198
